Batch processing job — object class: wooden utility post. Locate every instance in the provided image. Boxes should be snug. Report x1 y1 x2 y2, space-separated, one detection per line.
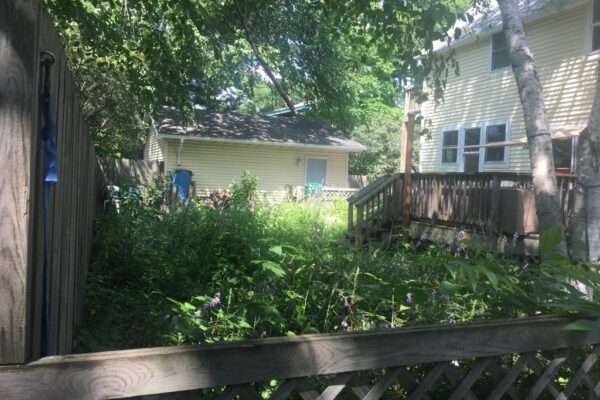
400 112 417 226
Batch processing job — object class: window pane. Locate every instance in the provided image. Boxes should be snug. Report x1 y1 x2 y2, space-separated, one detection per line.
442 148 457 164
442 130 458 146
306 158 327 184
593 26 600 51
552 139 572 170
492 32 507 50
465 128 481 146
594 0 600 23
492 50 511 70
486 124 506 143
485 124 506 162
492 32 511 70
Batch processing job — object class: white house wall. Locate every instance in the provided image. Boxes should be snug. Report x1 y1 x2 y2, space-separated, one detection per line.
420 3 595 173
164 139 349 202
143 127 165 162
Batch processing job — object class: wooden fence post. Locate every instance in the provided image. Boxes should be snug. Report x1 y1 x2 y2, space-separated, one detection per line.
401 113 416 226
490 174 501 233
0 0 41 364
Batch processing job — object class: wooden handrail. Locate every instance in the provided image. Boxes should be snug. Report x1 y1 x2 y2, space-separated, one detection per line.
352 174 401 207
1 314 598 399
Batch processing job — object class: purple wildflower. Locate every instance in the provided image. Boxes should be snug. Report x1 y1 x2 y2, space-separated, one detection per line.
406 293 413 305
431 289 437 299
441 295 450 305
205 292 221 308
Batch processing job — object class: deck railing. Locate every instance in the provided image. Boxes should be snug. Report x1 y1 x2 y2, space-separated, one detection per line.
2 314 600 399
348 172 577 245
347 174 403 244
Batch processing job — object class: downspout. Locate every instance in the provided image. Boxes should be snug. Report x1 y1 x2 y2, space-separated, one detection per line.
177 138 185 166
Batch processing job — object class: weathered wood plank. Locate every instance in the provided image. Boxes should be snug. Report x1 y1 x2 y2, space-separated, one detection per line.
1 315 599 399
0 0 39 364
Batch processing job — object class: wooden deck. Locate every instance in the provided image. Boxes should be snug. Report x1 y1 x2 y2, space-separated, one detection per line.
2 314 600 399
347 172 577 249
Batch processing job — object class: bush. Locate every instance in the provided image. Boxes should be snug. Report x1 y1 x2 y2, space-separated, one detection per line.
77 176 600 351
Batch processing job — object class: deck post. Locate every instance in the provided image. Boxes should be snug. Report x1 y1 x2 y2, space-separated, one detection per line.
490 174 501 233
355 205 364 246
401 112 417 226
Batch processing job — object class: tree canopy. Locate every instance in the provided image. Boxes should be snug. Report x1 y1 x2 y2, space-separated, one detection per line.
44 0 469 159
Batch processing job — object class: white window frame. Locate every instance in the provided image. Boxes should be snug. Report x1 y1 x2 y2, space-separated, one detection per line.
489 31 512 74
459 122 484 172
440 126 461 166
304 156 328 185
586 0 600 56
439 119 512 171
481 119 511 168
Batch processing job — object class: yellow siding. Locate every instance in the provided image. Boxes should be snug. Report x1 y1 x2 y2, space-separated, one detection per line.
420 4 593 173
164 139 349 202
144 128 165 162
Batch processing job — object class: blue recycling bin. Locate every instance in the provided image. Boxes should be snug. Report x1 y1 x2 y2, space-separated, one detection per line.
173 169 193 200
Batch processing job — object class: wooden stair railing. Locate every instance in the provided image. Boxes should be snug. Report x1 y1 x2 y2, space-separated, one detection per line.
347 174 404 245
2 314 600 399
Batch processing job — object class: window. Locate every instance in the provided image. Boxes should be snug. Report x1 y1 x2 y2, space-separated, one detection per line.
463 128 481 173
592 0 600 52
552 138 574 173
305 158 327 184
441 130 459 164
485 124 507 162
440 121 510 170
491 32 511 71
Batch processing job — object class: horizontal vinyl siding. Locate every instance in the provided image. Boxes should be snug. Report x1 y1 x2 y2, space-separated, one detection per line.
143 130 165 162
164 140 349 202
420 4 593 173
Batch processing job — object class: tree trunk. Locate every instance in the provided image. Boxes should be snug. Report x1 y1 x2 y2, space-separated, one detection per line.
496 0 567 256
571 62 600 262
235 3 298 116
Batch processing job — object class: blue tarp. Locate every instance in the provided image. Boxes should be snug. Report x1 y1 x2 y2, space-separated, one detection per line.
173 169 193 200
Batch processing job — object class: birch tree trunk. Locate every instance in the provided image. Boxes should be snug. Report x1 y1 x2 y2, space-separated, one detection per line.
571 63 600 262
496 0 567 256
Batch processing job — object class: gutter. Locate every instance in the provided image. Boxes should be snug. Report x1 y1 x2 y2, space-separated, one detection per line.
158 133 367 153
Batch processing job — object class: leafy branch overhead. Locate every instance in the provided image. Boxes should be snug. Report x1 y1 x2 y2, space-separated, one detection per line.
44 0 471 158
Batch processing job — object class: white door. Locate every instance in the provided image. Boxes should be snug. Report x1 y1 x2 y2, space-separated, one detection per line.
306 158 327 184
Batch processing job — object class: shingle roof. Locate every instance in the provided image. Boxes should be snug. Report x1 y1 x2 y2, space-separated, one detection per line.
155 106 366 152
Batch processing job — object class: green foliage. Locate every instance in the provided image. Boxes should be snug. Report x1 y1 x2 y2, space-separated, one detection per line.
44 0 476 157
348 105 403 178
78 177 600 351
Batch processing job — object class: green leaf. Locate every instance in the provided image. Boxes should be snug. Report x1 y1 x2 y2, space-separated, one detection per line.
181 302 196 311
262 260 286 277
269 245 283 256
540 226 564 253
440 280 459 293
480 266 498 290
237 320 252 329
466 269 478 292
563 319 600 331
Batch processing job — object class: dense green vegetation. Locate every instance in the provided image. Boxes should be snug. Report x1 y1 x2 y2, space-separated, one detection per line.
44 0 471 178
78 175 599 352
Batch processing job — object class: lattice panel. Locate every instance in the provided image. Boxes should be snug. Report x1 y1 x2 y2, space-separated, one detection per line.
156 344 600 400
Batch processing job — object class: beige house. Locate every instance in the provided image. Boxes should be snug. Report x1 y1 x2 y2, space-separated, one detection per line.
144 107 365 202
419 0 595 175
